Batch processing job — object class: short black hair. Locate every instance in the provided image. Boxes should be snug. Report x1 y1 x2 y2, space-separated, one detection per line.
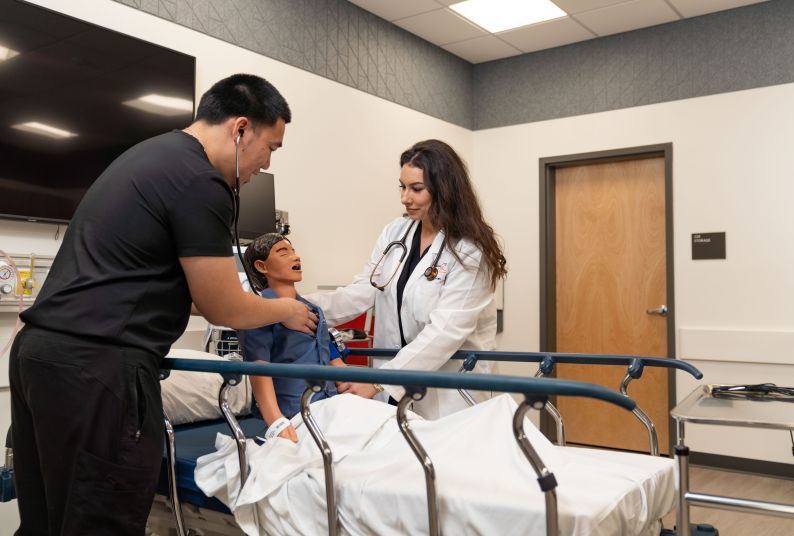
195 74 291 127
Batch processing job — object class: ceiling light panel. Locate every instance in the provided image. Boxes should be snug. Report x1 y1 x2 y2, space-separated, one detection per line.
449 0 567 33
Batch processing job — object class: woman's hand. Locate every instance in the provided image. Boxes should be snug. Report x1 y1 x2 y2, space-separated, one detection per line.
331 358 347 389
278 424 299 443
337 382 379 399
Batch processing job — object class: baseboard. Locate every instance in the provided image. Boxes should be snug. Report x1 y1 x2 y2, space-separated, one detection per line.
691 451 794 479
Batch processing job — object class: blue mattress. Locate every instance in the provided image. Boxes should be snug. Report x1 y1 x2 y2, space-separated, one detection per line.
157 415 266 512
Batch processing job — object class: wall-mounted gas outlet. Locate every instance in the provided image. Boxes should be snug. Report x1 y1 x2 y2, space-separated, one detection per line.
0 253 54 311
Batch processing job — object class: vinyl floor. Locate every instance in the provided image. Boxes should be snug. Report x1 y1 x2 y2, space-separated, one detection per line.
662 465 794 536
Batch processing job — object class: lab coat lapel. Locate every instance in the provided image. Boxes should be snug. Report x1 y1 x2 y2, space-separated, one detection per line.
406 228 446 290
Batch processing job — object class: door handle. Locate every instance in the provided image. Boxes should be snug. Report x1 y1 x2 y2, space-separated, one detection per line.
646 305 668 316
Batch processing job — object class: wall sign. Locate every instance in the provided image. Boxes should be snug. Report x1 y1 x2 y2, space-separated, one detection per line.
692 232 726 260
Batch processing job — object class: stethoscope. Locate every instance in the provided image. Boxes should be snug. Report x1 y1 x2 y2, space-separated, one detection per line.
369 219 445 291
232 128 255 292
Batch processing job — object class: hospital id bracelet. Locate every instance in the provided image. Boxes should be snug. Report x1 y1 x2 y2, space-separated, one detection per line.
264 416 292 441
372 383 385 393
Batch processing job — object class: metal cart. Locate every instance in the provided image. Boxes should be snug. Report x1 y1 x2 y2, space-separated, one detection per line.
672 384 794 532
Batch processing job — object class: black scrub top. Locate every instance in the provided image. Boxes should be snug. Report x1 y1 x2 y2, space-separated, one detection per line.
21 131 234 357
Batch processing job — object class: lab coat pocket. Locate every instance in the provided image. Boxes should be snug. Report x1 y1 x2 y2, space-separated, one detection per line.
410 279 444 325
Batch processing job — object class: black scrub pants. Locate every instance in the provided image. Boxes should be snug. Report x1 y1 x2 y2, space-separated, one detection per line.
9 326 164 536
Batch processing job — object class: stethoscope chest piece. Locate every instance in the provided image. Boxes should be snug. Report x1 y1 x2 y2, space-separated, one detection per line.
423 265 438 281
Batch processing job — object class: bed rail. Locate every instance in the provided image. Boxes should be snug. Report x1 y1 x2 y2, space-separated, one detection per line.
161 357 636 536
347 348 702 377
351 349 702 455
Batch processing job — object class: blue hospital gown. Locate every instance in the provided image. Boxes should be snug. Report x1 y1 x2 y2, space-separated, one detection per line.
237 289 338 419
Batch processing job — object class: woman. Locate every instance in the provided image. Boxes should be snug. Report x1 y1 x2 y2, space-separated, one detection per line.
308 139 506 419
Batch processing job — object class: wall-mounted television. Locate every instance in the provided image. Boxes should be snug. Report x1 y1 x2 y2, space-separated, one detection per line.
0 0 196 223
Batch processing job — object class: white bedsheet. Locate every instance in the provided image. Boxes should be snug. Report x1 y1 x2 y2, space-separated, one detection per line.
195 394 675 536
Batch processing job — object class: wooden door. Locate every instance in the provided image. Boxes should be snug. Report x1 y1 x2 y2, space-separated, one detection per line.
554 157 669 453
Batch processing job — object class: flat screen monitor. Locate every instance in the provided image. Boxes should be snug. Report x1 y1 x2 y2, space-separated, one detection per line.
237 172 276 240
0 0 195 223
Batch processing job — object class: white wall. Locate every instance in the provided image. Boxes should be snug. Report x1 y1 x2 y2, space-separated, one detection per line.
472 83 794 464
0 0 471 529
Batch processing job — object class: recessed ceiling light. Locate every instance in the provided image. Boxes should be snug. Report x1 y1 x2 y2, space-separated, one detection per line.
450 0 567 33
0 45 19 62
123 94 193 116
12 122 77 139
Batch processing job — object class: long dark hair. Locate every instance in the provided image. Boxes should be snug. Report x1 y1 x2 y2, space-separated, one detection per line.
400 139 506 289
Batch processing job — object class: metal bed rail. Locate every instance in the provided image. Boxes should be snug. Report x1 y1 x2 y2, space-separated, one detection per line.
349 348 703 456
160 357 637 536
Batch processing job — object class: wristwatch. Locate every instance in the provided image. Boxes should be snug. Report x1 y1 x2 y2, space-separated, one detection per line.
372 383 385 393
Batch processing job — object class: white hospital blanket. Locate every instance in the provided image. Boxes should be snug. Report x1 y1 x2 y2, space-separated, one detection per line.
195 394 675 536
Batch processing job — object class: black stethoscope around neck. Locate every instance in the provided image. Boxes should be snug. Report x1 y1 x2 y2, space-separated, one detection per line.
232 128 256 292
369 219 445 291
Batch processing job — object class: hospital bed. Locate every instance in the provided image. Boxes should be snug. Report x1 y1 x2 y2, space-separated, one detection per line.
149 350 703 536
2 351 703 535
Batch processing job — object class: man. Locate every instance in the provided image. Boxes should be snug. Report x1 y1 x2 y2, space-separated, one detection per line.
9 74 316 535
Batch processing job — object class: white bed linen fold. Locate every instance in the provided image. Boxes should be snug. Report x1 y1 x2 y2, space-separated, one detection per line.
195 394 674 536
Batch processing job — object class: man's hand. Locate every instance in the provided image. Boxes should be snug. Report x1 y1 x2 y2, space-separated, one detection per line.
337 382 378 399
278 297 318 335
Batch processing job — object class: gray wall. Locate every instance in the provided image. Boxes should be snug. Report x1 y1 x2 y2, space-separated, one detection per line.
111 0 474 128
473 0 794 129
115 0 794 131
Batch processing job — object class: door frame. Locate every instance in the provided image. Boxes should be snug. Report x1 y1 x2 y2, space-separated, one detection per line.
539 143 676 454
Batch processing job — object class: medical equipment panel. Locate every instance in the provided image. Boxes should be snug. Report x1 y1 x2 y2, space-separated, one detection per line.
0 253 52 311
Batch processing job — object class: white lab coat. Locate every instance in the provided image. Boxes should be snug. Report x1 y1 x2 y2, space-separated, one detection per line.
307 217 496 419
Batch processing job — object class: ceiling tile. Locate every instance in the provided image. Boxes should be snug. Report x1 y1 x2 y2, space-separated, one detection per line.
394 8 487 45
499 17 595 53
575 0 680 37
347 0 443 22
551 0 634 15
443 35 522 63
667 0 769 18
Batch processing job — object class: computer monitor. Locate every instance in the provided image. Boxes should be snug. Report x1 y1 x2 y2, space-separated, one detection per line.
237 172 276 240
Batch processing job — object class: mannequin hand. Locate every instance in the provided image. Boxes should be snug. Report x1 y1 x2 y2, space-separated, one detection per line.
278 424 298 443
337 382 378 399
